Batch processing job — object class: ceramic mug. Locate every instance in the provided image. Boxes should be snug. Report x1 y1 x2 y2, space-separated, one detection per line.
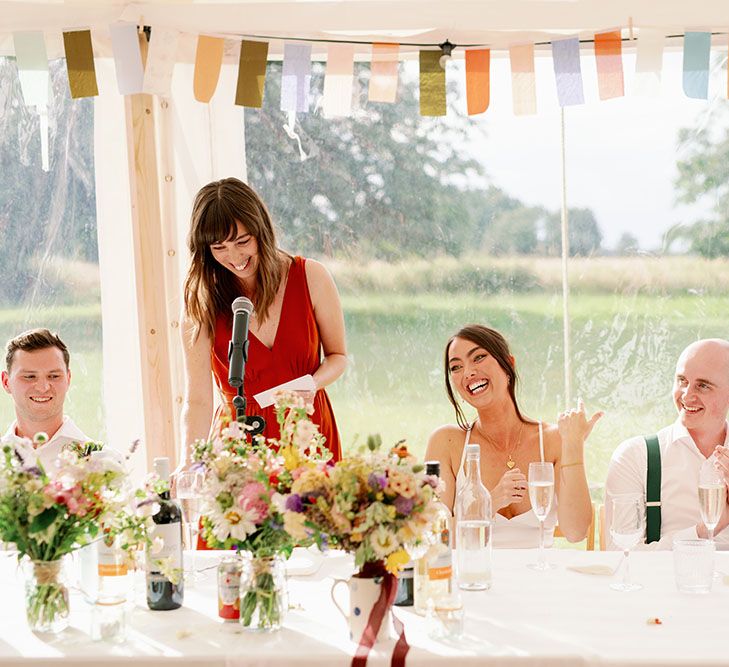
331 574 394 643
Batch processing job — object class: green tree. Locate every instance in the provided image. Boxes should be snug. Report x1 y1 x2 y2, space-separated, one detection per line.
615 232 640 255
544 207 603 257
482 206 541 255
674 106 729 258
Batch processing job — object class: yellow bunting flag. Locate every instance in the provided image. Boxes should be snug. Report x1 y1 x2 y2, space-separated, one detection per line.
465 49 490 115
594 30 624 100
63 30 98 98
236 40 269 108
509 44 536 115
369 42 399 103
419 50 445 116
194 35 225 103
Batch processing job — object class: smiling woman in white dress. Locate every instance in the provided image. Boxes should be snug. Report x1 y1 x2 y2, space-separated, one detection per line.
425 324 602 547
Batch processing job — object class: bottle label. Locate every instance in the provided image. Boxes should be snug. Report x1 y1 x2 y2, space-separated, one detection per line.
428 527 452 581
148 523 182 572
428 564 453 580
98 531 128 576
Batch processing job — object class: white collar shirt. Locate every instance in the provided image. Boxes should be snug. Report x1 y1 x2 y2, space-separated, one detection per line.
605 418 729 550
3 416 90 474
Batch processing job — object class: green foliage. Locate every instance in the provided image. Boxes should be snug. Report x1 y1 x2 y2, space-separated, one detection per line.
544 207 603 257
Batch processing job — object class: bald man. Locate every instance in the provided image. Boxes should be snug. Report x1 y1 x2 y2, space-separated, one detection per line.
605 339 729 550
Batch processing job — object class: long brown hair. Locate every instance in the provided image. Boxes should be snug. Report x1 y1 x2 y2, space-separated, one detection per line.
183 178 286 340
444 324 533 430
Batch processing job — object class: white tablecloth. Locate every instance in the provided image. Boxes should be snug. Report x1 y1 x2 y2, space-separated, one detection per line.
1 548 728 666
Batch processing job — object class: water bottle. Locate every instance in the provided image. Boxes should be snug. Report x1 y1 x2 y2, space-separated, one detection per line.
455 444 492 590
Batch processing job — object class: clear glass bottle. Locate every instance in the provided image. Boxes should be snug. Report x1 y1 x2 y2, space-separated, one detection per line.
455 444 492 590
414 461 453 614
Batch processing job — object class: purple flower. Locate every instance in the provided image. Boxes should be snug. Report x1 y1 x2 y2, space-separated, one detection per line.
368 472 387 490
285 494 304 512
394 495 414 516
23 465 43 477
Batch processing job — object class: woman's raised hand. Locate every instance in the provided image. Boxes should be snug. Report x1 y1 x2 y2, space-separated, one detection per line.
558 398 603 463
491 468 528 511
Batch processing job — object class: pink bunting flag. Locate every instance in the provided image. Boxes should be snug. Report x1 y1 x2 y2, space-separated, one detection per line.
509 44 536 115
369 43 399 103
322 44 354 118
594 30 624 100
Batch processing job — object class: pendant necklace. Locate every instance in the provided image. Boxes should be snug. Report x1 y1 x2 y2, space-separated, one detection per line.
505 422 525 470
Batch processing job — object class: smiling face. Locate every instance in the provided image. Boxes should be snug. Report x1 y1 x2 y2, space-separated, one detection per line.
208 220 260 284
672 340 729 437
2 346 70 427
447 336 513 409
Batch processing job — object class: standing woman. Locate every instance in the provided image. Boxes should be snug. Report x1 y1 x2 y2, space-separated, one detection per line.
178 178 347 469
425 324 602 547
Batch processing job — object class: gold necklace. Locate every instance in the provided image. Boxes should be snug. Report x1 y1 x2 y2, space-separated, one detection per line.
474 421 525 469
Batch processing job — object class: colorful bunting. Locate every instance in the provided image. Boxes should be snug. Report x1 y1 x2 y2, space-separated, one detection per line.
322 44 355 118
235 40 269 108
194 35 225 103
62 30 98 98
281 43 312 113
551 37 584 106
369 43 399 103
109 23 144 95
465 49 490 115
594 30 624 100
419 50 445 116
143 26 179 95
683 32 711 99
509 44 536 115
633 29 664 96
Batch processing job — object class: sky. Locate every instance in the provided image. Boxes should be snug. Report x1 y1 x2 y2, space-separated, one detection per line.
447 50 727 250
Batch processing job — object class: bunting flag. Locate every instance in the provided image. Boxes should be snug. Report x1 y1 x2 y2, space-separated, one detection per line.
281 43 312 113
235 40 268 108
63 30 98 98
143 26 179 95
594 30 624 99
419 50 445 116
194 35 225 103
551 37 584 106
683 32 711 99
509 44 536 115
13 31 50 171
369 42 399 103
322 44 355 118
465 48 490 115
109 23 144 95
633 29 664 96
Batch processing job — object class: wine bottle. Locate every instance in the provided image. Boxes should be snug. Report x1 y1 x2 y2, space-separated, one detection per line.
146 457 184 610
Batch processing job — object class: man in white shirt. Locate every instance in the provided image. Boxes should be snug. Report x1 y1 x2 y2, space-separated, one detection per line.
605 338 729 550
2 328 89 472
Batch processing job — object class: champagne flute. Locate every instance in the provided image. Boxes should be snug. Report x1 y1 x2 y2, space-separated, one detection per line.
610 494 643 592
698 456 726 543
176 471 205 581
527 462 556 571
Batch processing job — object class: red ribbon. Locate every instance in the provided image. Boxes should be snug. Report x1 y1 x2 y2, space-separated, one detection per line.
351 571 410 667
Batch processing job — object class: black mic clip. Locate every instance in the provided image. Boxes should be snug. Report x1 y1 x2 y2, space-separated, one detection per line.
232 393 266 437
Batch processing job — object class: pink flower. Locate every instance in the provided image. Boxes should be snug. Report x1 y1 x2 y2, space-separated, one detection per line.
237 482 271 523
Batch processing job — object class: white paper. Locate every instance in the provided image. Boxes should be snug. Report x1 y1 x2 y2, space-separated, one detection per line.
109 22 144 95
143 25 179 95
253 374 316 408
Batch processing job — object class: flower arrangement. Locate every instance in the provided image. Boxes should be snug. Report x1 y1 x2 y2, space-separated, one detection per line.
0 433 150 632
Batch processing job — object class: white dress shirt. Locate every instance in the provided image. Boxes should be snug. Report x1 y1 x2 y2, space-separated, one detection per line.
605 418 729 550
3 416 90 473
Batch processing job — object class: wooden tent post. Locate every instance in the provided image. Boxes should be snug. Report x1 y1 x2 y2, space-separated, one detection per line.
124 34 177 469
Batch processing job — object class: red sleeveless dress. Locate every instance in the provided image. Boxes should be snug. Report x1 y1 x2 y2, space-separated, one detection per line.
210 256 342 461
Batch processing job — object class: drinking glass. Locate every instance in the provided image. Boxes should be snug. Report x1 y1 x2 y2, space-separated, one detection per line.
698 456 726 543
527 462 556 571
610 494 644 592
176 471 205 581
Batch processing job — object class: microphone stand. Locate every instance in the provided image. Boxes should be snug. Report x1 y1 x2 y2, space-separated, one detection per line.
228 334 266 438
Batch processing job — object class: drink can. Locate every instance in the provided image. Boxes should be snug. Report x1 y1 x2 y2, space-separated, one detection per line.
218 556 242 621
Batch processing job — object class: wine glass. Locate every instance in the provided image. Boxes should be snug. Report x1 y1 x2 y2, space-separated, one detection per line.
527 462 556 571
610 494 644 592
176 471 205 581
698 456 726 543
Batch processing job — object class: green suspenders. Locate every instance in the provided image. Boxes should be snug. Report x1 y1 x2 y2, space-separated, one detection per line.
645 434 661 543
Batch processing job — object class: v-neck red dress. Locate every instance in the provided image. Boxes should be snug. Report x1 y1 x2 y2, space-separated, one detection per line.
210 256 342 461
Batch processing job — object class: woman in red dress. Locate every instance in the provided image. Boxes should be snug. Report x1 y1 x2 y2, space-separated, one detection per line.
176 178 346 473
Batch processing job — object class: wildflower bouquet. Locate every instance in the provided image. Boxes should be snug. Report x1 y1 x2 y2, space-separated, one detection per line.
192 391 329 629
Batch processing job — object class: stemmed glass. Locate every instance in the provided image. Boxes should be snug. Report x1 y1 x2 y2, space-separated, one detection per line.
610 494 644 592
698 456 726 543
527 462 556 570
176 471 205 582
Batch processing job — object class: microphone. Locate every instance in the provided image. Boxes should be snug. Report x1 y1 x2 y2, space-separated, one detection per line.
228 296 253 389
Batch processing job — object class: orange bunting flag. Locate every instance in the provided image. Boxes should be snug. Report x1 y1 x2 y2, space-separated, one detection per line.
419 50 445 116
369 42 399 103
194 35 225 103
465 49 490 115
509 44 536 115
594 30 624 99
63 30 98 98
236 40 269 108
